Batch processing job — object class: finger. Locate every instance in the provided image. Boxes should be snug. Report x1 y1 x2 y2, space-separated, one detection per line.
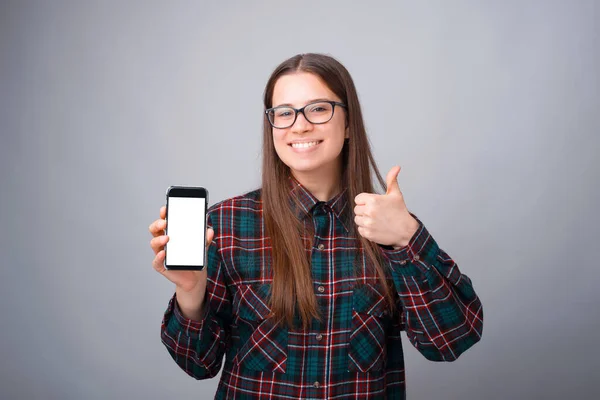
153 249 166 274
354 204 368 216
150 235 169 254
357 226 370 239
149 218 166 236
354 215 371 228
160 205 166 219
354 192 375 205
206 228 214 247
385 165 402 195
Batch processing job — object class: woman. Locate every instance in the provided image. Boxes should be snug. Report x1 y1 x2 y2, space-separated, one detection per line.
149 53 483 399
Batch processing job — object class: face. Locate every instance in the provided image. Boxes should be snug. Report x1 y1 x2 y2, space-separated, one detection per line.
270 72 348 179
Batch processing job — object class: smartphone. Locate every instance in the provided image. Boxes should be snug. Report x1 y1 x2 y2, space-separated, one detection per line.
164 186 209 270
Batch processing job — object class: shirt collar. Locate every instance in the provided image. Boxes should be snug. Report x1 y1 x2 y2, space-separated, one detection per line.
288 175 350 232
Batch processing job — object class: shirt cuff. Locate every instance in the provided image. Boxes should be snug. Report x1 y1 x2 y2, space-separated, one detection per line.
165 292 210 339
379 213 441 276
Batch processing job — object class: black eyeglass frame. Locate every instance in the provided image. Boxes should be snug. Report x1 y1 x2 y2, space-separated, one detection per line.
265 100 347 129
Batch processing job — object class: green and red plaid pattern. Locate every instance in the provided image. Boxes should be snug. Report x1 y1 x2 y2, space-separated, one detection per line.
161 179 483 399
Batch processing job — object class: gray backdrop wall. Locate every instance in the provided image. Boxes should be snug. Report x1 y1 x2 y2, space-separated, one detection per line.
1 1 598 399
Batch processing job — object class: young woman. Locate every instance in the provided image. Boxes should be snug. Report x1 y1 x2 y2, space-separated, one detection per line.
149 53 483 399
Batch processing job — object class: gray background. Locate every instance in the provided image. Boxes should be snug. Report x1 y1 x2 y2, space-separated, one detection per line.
1 0 598 399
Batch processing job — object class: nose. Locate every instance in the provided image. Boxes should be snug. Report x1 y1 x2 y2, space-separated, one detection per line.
290 110 312 133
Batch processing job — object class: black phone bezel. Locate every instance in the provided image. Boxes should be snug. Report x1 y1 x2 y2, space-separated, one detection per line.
164 186 209 271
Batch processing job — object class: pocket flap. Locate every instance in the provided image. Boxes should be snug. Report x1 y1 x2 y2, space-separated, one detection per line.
236 284 272 321
352 284 387 316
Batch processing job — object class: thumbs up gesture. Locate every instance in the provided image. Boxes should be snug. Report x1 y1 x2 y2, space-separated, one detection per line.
354 166 420 249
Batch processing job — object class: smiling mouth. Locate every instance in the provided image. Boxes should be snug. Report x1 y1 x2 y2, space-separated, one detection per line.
289 140 323 149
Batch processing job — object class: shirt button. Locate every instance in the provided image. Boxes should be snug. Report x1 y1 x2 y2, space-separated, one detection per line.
414 255 420 261
315 333 323 341
317 243 325 250
313 381 320 388
317 286 325 293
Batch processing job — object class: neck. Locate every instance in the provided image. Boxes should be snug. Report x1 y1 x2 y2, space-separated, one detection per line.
291 163 343 201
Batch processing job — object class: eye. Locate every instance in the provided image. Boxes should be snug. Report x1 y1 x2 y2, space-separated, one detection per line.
275 108 294 118
307 103 333 113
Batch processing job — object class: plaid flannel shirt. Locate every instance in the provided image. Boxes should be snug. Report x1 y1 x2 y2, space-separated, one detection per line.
161 179 483 399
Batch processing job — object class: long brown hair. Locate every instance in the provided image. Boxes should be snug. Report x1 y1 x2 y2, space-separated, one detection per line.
262 53 393 329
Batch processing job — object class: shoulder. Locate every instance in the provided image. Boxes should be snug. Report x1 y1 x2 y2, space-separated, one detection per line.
207 188 262 225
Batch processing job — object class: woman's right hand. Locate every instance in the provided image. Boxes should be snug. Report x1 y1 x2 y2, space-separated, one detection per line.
150 205 214 310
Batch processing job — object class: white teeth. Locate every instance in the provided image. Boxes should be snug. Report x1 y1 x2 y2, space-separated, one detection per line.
291 141 320 149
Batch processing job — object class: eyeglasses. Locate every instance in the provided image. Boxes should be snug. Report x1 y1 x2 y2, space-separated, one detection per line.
265 100 347 129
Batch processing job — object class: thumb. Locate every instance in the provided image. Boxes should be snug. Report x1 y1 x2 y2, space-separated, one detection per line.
385 166 402 195
206 227 215 247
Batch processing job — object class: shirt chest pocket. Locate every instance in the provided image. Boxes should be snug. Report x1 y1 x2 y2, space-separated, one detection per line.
348 283 389 372
234 283 288 373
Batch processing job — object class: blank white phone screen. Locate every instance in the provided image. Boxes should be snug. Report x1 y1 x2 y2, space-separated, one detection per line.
165 197 206 266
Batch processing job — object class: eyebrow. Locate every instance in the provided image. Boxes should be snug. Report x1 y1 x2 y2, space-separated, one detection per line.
273 98 333 108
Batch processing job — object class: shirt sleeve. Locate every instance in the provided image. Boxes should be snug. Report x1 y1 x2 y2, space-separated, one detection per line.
160 215 232 379
380 213 484 362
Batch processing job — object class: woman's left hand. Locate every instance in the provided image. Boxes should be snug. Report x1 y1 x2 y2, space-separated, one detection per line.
354 166 420 249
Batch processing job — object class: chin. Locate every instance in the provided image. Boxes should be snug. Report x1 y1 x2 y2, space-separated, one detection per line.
286 158 337 175
286 161 321 174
